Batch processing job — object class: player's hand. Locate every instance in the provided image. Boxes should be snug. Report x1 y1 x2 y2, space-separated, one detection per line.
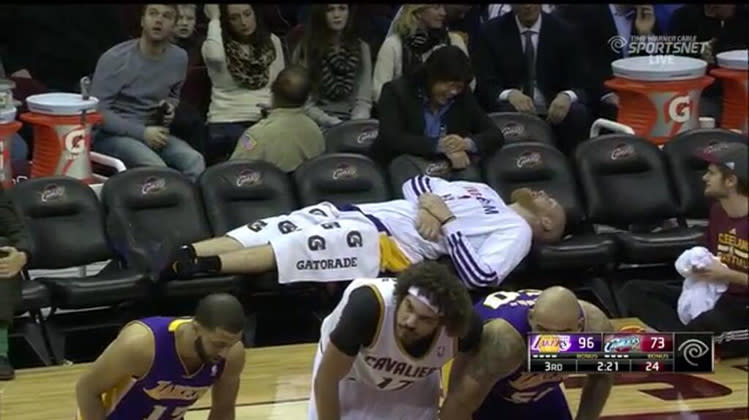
634 5 656 35
439 135 467 154
416 208 442 242
692 258 730 284
419 193 455 224
508 89 536 114
547 93 572 124
0 247 27 278
144 126 169 150
160 100 176 126
446 151 470 169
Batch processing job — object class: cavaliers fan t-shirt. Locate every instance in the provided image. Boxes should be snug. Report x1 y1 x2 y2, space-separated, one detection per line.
706 203 749 298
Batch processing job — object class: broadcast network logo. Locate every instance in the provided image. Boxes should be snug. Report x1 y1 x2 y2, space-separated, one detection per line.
608 35 706 61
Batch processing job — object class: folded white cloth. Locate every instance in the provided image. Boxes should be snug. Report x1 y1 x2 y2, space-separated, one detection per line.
676 246 728 325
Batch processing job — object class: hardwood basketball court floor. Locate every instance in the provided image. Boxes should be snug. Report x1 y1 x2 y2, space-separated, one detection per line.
1 322 746 419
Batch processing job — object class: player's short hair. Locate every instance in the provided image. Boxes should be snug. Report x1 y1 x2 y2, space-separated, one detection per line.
194 293 246 334
394 261 473 336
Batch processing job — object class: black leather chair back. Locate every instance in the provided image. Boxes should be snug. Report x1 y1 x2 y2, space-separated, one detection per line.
387 154 482 199
663 129 747 219
293 153 390 206
488 112 555 145
101 168 212 256
484 142 585 228
199 160 298 235
11 177 112 268
324 119 379 154
575 135 679 225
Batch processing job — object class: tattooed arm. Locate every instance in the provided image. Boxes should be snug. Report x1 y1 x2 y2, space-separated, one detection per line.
440 319 526 420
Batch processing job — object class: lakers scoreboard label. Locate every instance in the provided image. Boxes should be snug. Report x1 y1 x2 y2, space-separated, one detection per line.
528 333 713 373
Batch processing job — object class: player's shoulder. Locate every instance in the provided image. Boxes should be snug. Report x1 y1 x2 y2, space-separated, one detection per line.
223 341 246 375
579 300 613 331
118 321 156 355
483 318 526 356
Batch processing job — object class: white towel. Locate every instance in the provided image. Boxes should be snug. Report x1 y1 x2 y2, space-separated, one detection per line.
676 247 728 325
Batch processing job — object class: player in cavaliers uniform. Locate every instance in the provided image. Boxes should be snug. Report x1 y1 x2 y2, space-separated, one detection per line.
309 261 483 420
441 286 615 420
75 294 246 420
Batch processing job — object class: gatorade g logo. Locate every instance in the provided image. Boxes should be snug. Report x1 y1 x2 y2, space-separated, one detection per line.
346 231 363 248
277 220 298 234
247 220 267 232
309 208 328 217
665 94 693 128
308 235 326 251
64 127 87 155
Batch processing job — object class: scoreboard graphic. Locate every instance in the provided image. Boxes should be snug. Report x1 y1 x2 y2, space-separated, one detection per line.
528 332 714 373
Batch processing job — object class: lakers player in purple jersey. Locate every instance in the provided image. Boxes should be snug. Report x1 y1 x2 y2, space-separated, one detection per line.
441 287 614 420
75 294 246 420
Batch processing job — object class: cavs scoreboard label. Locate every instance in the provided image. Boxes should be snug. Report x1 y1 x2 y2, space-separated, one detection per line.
528 333 713 373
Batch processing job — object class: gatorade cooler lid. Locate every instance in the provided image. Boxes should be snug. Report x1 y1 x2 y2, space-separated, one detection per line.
612 56 707 82
26 93 98 116
0 107 16 124
716 49 748 70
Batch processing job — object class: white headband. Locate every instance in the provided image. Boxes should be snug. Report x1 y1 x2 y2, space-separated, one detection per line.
408 286 442 315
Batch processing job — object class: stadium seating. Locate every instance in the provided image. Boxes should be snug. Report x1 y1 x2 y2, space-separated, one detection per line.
13 278 54 365
199 160 298 236
387 154 482 198
575 134 704 265
488 112 555 145
100 168 243 299
293 153 390 206
663 128 748 221
484 142 617 271
323 119 380 155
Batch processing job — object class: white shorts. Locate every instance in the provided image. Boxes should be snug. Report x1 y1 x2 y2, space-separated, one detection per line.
225 202 383 284
308 343 440 420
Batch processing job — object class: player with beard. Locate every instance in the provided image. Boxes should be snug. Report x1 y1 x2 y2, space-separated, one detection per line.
75 294 246 420
164 176 567 291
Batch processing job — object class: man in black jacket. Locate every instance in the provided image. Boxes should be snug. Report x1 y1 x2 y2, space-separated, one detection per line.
0 186 32 380
371 45 503 168
474 4 589 156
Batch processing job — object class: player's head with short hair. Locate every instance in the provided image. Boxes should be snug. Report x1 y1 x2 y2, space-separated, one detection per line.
393 261 473 343
528 286 584 333
192 293 245 363
511 188 567 244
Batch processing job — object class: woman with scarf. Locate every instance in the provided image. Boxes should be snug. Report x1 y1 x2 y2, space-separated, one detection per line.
372 4 469 103
202 4 285 164
293 4 372 128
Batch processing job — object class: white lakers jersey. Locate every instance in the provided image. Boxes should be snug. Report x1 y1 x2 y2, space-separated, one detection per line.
320 278 456 392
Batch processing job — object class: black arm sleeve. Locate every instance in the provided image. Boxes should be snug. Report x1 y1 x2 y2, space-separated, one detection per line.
457 310 484 353
329 287 382 357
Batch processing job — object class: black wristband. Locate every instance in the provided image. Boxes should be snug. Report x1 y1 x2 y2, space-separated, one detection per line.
440 215 456 226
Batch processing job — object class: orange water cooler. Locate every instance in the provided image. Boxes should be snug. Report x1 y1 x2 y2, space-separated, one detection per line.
605 56 714 145
711 50 748 134
20 93 101 184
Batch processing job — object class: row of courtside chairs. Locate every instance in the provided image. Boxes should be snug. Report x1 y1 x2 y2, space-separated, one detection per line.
10 126 747 366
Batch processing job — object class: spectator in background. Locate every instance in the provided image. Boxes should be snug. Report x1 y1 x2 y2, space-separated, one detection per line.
474 4 589 156
293 4 372 128
173 4 205 68
373 4 469 102
371 46 503 168
230 65 324 172
0 185 33 380
202 4 286 165
619 143 749 358
669 4 749 119
557 4 663 121
91 4 205 181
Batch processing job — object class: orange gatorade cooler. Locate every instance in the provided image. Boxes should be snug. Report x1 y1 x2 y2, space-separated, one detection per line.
21 93 101 183
0 78 21 188
605 56 714 145
711 50 748 134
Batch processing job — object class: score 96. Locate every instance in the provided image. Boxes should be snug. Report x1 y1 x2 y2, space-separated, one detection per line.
578 336 596 350
641 334 673 352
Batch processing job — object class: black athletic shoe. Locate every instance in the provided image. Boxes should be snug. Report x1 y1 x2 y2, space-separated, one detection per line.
168 245 201 280
0 356 15 380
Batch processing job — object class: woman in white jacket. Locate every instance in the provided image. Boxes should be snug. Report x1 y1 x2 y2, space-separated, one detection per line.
372 4 469 102
201 4 285 163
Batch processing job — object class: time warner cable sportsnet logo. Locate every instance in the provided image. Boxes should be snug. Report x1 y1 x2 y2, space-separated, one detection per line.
608 35 706 67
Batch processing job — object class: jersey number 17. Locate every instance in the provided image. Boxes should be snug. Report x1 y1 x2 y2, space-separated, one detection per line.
377 377 415 391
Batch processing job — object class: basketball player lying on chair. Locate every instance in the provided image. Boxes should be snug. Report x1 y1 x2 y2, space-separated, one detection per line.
165 175 567 289
441 286 615 420
75 294 246 420
310 261 482 420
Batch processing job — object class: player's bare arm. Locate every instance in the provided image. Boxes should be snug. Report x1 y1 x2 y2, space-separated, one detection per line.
76 322 155 420
207 342 246 420
575 301 615 420
440 319 525 420
314 341 356 420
